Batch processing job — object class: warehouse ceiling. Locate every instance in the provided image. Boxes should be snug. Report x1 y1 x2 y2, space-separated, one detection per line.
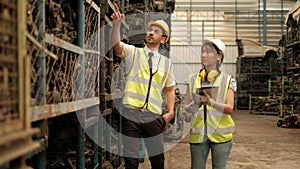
170 0 297 46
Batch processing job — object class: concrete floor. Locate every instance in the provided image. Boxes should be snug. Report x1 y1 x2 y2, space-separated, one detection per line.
139 110 300 169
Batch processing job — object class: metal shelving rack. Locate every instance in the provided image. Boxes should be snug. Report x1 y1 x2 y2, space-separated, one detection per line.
236 57 284 112
277 9 300 127
0 0 41 168
0 0 176 168
0 0 175 169
25 0 109 168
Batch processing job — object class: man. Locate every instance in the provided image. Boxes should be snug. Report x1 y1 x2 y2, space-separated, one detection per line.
110 3 176 169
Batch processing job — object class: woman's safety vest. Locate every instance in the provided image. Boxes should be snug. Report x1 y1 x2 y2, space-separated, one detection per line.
189 72 235 143
122 48 171 115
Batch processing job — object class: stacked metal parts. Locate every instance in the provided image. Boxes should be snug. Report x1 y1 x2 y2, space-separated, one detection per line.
277 1 300 128
1 0 176 168
235 42 283 112
0 0 42 168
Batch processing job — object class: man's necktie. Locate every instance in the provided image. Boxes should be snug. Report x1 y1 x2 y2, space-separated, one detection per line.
148 52 153 69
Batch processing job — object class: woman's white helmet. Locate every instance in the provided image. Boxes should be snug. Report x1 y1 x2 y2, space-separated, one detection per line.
203 39 226 54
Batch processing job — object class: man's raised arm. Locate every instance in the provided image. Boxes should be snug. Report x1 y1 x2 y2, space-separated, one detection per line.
110 3 125 56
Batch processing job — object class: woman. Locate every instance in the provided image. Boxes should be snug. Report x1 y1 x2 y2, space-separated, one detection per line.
184 39 237 169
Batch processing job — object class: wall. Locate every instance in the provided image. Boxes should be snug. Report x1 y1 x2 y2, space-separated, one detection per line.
171 0 295 46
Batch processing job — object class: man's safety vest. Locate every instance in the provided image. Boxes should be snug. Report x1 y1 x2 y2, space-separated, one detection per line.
189 72 235 143
122 48 171 115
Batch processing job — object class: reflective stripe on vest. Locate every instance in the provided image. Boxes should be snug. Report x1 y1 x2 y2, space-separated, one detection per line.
122 48 171 114
191 126 235 135
189 72 235 143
